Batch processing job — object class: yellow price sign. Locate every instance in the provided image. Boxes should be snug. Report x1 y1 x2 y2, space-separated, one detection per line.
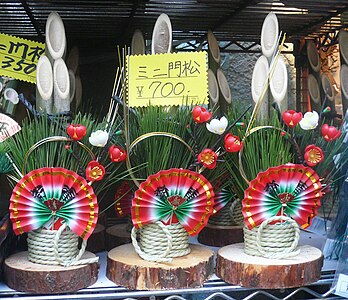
127 51 208 107
0 32 45 83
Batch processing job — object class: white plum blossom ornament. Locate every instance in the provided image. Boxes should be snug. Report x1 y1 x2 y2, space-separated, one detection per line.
89 130 109 147
299 111 319 130
206 116 228 135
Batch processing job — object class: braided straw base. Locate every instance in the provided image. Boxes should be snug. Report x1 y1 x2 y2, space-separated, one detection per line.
132 222 191 262
28 228 79 265
27 225 99 266
243 216 300 259
208 200 244 226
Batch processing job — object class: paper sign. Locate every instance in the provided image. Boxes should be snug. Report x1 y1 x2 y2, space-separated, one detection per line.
0 32 45 83
335 274 348 298
0 113 21 142
127 52 208 107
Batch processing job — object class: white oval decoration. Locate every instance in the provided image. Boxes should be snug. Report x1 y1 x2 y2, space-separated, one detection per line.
261 12 279 58
45 12 66 60
270 55 288 105
151 13 172 54
36 55 53 101
251 55 269 104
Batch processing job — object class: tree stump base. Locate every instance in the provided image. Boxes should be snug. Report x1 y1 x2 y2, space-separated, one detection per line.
105 223 131 251
107 243 214 290
216 243 323 289
198 224 243 247
86 223 105 253
4 251 99 293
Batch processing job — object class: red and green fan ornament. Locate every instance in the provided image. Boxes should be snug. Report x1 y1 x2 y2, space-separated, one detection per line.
10 167 98 240
242 163 322 229
131 168 215 236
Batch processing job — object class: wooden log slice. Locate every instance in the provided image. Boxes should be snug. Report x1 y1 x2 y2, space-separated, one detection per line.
216 243 323 289
107 243 214 290
4 251 99 293
198 224 243 247
86 223 105 253
105 223 131 251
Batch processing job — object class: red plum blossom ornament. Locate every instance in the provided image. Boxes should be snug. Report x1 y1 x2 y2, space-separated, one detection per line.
282 110 303 128
109 145 127 162
321 124 341 142
86 161 105 181
304 145 324 167
224 133 243 152
198 148 217 169
192 106 212 123
67 124 87 141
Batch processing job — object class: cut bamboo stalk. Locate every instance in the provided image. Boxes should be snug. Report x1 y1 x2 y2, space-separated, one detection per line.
340 64 348 111
261 13 279 58
339 29 348 65
208 68 219 107
217 68 232 115
68 69 76 103
321 72 336 112
3 88 19 115
53 58 70 113
151 13 172 54
339 30 348 114
207 30 220 74
251 55 269 120
36 55 53 114
66 46 79 74
307 40 321 73
45 12 66 62
131 29 146 55
307 74 322 112
75 75 82 110
270 55 288 113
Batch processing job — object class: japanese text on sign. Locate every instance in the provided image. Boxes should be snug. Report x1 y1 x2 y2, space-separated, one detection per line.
0 33 45 83
127 52 208 107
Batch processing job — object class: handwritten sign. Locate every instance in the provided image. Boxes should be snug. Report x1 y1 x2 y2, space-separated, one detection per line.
127 52 208 107
0 33 45 83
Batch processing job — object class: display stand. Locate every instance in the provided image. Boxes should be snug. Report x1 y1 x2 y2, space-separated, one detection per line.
4 251 98 293
105 223 131 251
86 223 105 253
106 243 214 290
216 243 323 289
198 224 243 247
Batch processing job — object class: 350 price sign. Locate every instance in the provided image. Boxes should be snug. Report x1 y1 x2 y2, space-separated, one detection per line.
0 33 45 83
127 52 208 107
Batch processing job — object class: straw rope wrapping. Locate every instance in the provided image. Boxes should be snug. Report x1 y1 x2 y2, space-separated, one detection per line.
131 221 191 262
28 223 99 266
243 215 300 259
229 198 244 225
